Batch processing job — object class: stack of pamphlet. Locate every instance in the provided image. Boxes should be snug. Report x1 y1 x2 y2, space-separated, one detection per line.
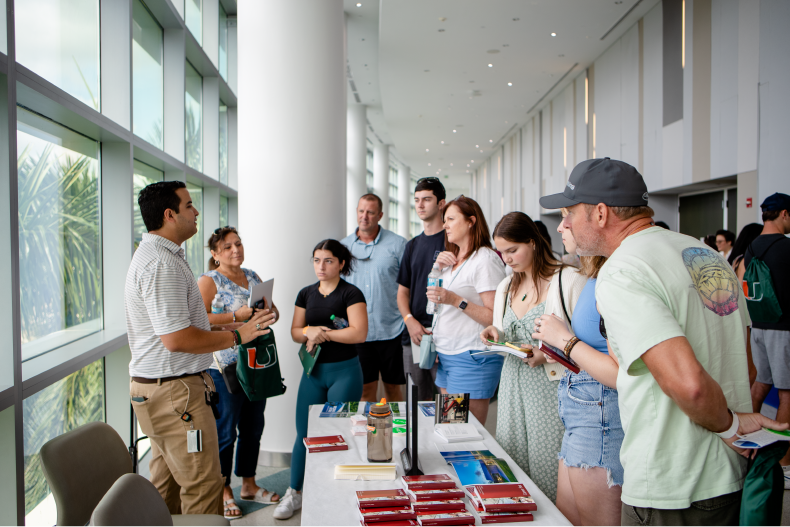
434 423 484 443
302 435 347 453
466 483 536 523
398 474 474 525
335 464 397 480
356 489 417 526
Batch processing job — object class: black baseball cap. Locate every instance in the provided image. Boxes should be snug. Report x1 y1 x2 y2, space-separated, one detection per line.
539 157 649 209
761 193 790 212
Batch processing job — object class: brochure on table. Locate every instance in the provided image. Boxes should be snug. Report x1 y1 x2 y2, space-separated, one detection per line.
299 399 572 526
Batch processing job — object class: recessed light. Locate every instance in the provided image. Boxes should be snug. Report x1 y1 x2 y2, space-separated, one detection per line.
475 144 479 148
428 163 432 166
356 2 362 6
441 141 445 144
450 163 454 166
467 164 470 167
480 149 483 152
471 160 475 163
551 32 557 37
489 139 493 143
488 63 493 68
508 82 512 86
426 148 430 152
453 129 457 133
466 170 470 173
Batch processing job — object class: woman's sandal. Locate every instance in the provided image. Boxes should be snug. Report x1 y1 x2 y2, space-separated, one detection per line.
223 499 243 520
240 488 280 504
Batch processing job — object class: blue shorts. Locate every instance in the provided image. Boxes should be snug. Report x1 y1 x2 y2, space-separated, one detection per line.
557 370 624 487
436 351 504 399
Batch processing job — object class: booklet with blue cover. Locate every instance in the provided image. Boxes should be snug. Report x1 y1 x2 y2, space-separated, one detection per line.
439 450 497 464
451 458 518 486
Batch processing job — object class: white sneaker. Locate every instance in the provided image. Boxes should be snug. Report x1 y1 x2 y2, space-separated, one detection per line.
273 487 302 520
783 465 790 490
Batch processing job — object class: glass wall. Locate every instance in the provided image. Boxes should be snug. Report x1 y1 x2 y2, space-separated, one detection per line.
133 160 165 251
219 102 228 185
185 61 203 172
17 109 102 361
220 195 229 228
185 0 202 46
184 183 204 279
16 0 101 111
132 0 164 149
23 359 104 524
219 3 228 81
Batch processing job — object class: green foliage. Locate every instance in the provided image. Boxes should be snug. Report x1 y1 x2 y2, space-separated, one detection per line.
23 359 104 514
17 140 102 344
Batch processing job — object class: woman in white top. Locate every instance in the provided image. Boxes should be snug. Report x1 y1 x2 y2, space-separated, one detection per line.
426 196 506 425
480 212 586 502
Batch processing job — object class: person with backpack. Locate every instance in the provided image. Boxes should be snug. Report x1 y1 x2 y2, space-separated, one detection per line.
740 192 790 487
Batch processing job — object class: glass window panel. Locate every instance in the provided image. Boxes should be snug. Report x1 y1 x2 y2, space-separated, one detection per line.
16 0 100 110
185 61 203 172
133 0 164 149
219 3 228 80
17 109 102 361
23 358 104 523
219 102 228 185
220 196 229 229
0 0 6 55
185 0 202 46
184 183 203 279
133 160 164 251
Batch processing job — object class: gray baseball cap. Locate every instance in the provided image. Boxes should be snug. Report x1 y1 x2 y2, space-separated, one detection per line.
539 157 649 209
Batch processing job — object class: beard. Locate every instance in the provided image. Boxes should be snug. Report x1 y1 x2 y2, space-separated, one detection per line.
572 225 607 256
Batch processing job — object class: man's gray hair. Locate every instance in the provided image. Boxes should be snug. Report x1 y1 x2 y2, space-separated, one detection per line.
584 203 655 221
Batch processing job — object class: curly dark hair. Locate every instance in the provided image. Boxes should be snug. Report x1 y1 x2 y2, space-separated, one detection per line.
313 239 355 276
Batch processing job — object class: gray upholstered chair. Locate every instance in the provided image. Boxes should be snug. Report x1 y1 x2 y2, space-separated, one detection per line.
90 473 229 526
40 421 228 526
39 422 133 526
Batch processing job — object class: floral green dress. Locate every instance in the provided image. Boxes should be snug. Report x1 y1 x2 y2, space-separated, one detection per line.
495 301 565 502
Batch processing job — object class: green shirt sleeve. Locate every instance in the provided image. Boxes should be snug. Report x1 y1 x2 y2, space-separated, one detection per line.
596 266 686 376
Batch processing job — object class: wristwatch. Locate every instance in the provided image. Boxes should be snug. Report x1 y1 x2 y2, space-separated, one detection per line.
458 298 468 311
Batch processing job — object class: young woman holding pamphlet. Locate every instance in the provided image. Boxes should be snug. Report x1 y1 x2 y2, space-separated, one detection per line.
479 212 585 502
425 196 506 426
197 227 280 519
531 210 624 526
274 239 368 520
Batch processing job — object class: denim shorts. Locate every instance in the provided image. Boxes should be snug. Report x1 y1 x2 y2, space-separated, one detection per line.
558 370 624 487
436 351 504 399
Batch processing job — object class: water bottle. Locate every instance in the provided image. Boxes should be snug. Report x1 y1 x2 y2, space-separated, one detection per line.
211 294 224 314
426 264 443 315
367 398 393 462
330 314 349 329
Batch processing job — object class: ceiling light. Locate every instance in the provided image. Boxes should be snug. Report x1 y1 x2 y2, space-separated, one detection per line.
480 149 483 152
450 163 454 166
488 63 493 68
551 32 557 37
426 148 430 152
428 163 432 166
475 144 479 148
508 82 512 86
471 160 475 163
489 139 493 143
467 164 470 167
441 141 444 144
356 2 362 5
453 129 457 133
466 170 470 173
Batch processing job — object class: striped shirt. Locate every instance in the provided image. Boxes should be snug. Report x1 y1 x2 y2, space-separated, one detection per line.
341 227 407 341
125 233 212 378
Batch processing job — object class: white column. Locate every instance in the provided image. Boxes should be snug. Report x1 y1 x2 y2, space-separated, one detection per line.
347 104 367 234
238 0 346 458
373 144 390 228
397 164 411 239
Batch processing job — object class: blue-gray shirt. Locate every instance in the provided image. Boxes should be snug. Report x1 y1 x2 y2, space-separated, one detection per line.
341 226 407 341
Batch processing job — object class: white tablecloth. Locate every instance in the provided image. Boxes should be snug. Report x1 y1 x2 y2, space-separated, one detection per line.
300 403 570 526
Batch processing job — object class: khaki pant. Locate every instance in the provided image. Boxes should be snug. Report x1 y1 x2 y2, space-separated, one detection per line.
621 490 742 526
130 373 224 515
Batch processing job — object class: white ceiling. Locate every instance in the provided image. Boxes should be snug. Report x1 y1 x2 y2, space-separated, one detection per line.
345 0 659 191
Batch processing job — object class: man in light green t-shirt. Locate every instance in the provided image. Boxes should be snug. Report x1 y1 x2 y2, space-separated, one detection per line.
540 157 788 526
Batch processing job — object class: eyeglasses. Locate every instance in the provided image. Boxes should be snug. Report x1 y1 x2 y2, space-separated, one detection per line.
350 242 375 261
213 226 236 234
416 177 441 184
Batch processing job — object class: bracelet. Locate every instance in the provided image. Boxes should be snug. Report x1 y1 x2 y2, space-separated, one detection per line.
404 314 413 323
233 330 242 346
716 409 740 439
232 311 236 323
564 336 580 357
303 325 309 336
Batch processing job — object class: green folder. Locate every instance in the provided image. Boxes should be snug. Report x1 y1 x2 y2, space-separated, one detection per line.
298 343 321 376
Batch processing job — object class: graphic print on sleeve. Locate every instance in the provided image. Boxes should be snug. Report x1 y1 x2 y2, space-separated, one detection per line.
681 247 739 317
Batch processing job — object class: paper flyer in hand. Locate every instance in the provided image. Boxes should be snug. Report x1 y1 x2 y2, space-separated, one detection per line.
733 427 790 449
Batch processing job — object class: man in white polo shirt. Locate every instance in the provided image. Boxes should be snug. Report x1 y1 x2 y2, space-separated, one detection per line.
126 181 273 515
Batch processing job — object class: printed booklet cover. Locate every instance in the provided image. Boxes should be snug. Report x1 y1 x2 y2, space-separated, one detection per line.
438 450 497 464
406 488 465 501
358 506 417 522
434 393 470 424
415 510 475 526
361 522 419 526
418 402 436 417
302 435 347 453
356 489 411 508
477 510 535 523
474 483 536 512
319 401 359 417
401 474 457 490
451 459 518 487
411 500 466 512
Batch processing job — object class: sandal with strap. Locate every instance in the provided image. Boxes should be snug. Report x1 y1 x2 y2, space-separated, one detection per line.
223 499 243 520
240 487 280 504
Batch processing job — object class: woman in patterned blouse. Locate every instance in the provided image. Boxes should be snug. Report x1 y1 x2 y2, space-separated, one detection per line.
198 227 280 520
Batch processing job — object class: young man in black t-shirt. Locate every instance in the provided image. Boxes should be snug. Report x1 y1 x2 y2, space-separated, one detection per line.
396 178 446 401
743 192 790 483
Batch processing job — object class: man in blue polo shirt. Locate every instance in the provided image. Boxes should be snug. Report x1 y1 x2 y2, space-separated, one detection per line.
342 194 407 402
